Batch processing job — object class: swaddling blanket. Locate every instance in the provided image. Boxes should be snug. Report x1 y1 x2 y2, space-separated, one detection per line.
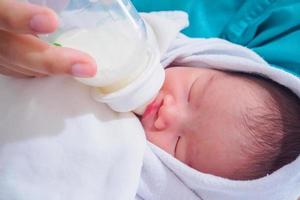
137 20 300 200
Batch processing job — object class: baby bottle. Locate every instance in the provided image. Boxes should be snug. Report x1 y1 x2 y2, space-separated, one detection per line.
24 0 165 113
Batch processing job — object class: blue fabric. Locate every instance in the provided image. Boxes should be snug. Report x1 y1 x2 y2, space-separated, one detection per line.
132 0 300 77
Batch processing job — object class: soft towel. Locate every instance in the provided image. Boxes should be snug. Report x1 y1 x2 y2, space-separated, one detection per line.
0 75 146 200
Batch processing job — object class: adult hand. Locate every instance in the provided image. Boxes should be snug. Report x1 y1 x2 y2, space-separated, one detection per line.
0 0 97 78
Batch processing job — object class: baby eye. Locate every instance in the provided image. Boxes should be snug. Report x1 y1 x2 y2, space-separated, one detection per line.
188 78 200 103
187 89 192 103
174 136 181 157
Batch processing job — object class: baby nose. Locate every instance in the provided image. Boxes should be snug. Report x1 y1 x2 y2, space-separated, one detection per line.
154 94 180 130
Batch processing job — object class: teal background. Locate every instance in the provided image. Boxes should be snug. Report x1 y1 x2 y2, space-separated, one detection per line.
132 0 300 76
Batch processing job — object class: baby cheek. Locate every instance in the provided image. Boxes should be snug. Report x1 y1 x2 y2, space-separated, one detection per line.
146 130 179 156
177 135 211 169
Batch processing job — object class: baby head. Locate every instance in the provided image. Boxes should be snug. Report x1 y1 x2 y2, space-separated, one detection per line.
141 67 300 180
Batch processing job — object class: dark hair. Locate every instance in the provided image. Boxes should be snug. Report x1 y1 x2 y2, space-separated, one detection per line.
227 72 300 180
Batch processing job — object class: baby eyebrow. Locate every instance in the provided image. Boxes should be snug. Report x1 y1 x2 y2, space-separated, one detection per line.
189 73 218 104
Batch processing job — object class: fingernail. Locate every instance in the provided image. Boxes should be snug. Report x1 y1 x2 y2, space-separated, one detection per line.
71 63 96 78
30 14 54 33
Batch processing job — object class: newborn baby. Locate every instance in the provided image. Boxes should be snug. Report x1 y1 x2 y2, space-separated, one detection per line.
141 66 300 180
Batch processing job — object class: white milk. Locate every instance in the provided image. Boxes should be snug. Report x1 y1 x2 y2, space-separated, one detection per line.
55 20 150 93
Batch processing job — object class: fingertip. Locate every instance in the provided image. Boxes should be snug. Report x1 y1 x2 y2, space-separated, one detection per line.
47 46 98 77
64 48 98 77
29 9 58 33
0 1 59 34
71 63 97 78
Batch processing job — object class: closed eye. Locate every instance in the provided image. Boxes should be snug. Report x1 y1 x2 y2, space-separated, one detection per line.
188 78 200 103
174 136 181 157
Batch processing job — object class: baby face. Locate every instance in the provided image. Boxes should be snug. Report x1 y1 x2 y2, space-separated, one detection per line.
141 67 268 179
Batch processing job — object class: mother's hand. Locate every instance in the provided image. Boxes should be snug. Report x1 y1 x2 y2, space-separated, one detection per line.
0 0 96 78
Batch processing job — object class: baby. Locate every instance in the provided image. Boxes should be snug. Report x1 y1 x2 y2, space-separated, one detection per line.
140 66 300 180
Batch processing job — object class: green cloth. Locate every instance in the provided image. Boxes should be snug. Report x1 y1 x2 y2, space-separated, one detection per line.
132 0 300 76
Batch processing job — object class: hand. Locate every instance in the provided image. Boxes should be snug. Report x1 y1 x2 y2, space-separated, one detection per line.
0 0 96 78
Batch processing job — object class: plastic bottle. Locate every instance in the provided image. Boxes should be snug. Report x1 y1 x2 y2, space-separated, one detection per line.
24 0 164 113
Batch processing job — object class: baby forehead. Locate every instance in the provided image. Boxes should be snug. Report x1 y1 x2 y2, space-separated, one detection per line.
190 71 273 126
209 72 279 129
209 71 273 98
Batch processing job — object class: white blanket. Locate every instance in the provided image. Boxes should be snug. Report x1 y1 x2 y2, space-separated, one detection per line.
0 75 146 200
